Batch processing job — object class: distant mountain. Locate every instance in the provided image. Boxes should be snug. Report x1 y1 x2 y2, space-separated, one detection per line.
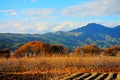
0 23 120 51
70 23 109 33
70 23 120 38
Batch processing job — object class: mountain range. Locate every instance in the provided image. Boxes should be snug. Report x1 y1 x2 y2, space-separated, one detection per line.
0 23 120 51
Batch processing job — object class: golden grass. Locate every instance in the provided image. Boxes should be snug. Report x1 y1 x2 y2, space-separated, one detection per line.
0 56 120 79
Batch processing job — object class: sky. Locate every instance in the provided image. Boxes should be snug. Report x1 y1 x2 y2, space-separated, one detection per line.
0 0 120 34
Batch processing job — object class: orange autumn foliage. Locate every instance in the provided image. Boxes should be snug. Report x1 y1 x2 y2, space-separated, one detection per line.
15 41 69 57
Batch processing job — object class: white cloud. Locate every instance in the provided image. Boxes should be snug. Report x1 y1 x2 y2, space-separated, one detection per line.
22 8 58 16
0 9 14 13
62 0 120 17
1 0 120 22
0 20 120 34
21 8 59 21
52 25 64 31
0 21 54 33
5 11 17 16
0 9 18 17
101 21 120 27
52 21 91 32
0 8 59 20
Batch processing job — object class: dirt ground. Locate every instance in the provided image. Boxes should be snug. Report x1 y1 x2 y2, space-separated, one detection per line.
0 72 58 80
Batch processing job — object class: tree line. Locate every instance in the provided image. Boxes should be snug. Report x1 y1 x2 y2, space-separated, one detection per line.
72 44 120 56
0 41 120 58
14 41 70 57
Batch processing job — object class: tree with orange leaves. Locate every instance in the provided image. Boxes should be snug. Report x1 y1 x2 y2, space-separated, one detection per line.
104 45 120 56
14 41 45 57
14 41 67 57
82 44 100 55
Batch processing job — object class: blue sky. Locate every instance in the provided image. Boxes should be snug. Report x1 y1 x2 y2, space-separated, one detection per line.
0 0 120 34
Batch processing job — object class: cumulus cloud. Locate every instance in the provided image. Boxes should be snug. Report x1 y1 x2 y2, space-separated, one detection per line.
62 0 120 17
0 21 56 33
0 10 14 13
0 20 120 34
0 8 59 21
101 21 120 27
21 8 59 21
5 11 17 16
22 8 58 16
1 0 120 20
0 9 18 17
51 21 85 31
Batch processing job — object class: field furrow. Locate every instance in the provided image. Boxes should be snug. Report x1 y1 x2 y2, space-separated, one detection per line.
85 73 101 80
61 73 84 80
61 73 120 80
73 73 91 80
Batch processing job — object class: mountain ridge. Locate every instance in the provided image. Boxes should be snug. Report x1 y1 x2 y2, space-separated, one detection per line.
70 23 120 38
0 23 120 51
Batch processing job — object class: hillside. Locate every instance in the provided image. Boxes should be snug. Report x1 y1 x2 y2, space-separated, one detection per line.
0 23 120 51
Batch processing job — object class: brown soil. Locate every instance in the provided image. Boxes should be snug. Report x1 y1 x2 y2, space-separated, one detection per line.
0 73 57 80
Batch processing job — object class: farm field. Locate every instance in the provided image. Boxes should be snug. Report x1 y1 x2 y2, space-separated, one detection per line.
0 72 120 80
59 72 120 80
0 56 120 80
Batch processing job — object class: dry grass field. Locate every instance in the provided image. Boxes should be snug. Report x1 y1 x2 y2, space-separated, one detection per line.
0 56 120 80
